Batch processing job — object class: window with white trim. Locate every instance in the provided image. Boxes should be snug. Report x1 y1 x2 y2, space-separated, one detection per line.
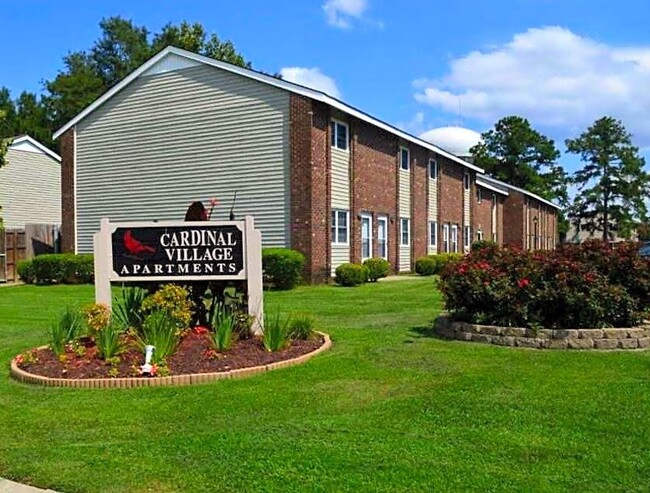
377 216 388 260
429 221 437 247
464 225 471 250
451 224 459 253
477 230 484 241
492 232 497 242
331 210 349 244
477 187 482 203
400 147 410 171
463 173 470 191
429 158 438 180
330 120 348 151
443 224 450 253
400 218 410 246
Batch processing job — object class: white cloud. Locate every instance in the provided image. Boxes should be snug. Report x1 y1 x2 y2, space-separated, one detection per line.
414 26 650 145
322 0 369 29
280 67 341 99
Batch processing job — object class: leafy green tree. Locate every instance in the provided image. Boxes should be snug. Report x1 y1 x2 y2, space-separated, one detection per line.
15 92 52 147
566 116 650 242
0 110 9 168
470 116 569 208
44 17 252 133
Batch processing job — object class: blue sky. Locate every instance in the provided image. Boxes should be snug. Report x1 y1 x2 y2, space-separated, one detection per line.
4 0 650 171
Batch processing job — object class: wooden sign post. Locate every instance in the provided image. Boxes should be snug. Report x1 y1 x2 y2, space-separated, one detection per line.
93 216 263 333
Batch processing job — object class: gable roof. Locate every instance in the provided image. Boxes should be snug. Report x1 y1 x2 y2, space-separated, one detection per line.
480 174 561 210
52 46 483 174
476 177 509 196
9 135 61 162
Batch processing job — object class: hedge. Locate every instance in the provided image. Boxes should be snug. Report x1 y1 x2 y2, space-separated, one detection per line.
262 248 305 290
335 263 369 287
19 254 94 284
363 258 390 282
415 253 464 276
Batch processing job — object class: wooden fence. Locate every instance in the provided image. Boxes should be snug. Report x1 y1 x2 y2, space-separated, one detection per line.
0 224 59 283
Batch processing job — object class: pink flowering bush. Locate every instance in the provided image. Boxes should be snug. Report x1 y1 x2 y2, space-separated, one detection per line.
439 241 648 329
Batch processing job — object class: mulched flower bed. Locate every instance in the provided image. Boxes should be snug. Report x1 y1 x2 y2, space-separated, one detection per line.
16 331 324 380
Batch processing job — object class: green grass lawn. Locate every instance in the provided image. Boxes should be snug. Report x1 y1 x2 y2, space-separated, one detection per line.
1 278 650 492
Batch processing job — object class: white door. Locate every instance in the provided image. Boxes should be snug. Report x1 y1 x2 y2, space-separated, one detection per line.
361 214 372 261
377 216 388 260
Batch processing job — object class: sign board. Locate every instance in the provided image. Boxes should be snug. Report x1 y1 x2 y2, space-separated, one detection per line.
94 216 263 332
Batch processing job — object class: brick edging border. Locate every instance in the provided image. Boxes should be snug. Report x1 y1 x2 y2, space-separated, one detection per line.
10 332 332 388
434 315 650 350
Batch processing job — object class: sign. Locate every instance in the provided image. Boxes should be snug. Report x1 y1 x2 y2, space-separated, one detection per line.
93 216 264 332
110 223 245 281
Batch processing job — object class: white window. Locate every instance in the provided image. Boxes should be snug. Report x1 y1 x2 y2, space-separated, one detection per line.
492 232 497 242
429 221 437 247
400 147 410 171
377 216 388 260
361 214 372 261
464 225 471 250
331 210 349 244
400 218 410 246
429 158 438 180
477 187 482 203
477 230 484 241
451 225 459 253
463 173 470 191
330 120 348 151
443 224 450 253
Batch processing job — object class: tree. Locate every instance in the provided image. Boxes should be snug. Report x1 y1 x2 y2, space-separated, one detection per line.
0 110 9 168
470 116 569 208
566 116 650 242
44 17 252 132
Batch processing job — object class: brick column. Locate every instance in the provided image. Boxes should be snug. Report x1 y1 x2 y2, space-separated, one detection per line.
60 128 76 253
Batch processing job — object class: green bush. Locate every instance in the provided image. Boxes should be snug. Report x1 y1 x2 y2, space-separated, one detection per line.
288 313 316 340
49 307 82 356
17 260 35 283
263 312 291 352
262 248 305 290
363 258 390 282
28 254 94 284
415 256 438 276
335 263 369 287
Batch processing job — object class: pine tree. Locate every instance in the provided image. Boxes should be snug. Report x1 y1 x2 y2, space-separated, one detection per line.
566 116 650 241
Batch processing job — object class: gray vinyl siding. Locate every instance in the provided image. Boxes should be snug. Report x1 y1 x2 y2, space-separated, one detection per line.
0 148 61 229
331 245 349 276
75 64 290 253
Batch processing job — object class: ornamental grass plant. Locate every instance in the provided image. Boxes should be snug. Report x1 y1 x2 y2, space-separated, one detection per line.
49 307 83 356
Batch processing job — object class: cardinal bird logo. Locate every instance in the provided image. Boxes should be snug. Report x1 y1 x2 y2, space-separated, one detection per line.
123 230 156 257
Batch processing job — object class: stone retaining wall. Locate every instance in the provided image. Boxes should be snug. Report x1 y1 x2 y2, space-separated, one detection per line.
434 315 650 350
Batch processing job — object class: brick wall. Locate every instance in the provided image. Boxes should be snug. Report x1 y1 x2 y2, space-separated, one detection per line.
349 119 399 270
503 191 525 248
411 147 428 261
438 156 464 251
289 94 330 283
472 184 493 242
60 128 75 253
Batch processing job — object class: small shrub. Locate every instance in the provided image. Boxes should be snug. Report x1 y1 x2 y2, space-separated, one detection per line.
17 260 35 283
415 256 438 276
263 312 291 352
335 263 369 287
113 287 147 331
83 303 111 337
29 254 94 284
49 307 82 356
210 303 236 352
95 322 123 360
262 248 305 290
288 313 316 340
363 258 390 282
471 240 498 253
142 284 193 329
138 310 181 364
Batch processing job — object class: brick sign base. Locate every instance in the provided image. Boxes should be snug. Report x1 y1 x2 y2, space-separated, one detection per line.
435 315 650 350
11 333 331 388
